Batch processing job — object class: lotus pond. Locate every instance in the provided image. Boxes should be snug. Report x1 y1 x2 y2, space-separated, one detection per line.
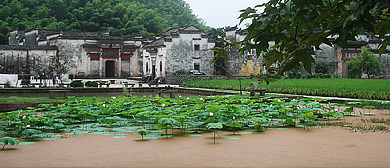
1 95 390 148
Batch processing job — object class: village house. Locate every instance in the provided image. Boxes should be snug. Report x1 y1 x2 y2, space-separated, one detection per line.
0 45 58 75
222 26 276 76
315 34 390 78
2 29 144 79
224 27 390 78
2 26 389 81
142 25 215 79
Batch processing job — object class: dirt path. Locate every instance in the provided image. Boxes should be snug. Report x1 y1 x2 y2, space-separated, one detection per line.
1 126 389 168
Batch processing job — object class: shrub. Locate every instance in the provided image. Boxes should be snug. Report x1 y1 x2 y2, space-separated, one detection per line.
286 71 302 79
4 80 11 88
70 81 84 87
315 62 330 74
85 81 98 87
174 70 188 75
21 80 31 86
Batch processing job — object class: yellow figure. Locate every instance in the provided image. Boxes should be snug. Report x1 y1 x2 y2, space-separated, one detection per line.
241 60 261 76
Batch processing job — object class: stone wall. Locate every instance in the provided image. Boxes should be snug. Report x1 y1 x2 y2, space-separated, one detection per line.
200 43 215 75
380 54 390 77
166 75 223 85
52 39 85 75
166 39 194 74
0 45 58 74
315 44 338 74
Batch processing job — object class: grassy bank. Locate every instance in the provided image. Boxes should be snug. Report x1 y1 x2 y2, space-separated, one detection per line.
182 78 390 100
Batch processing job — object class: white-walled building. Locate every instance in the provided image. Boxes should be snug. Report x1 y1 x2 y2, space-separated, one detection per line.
0 45 58 75
142 25 215 79
4 29 144 78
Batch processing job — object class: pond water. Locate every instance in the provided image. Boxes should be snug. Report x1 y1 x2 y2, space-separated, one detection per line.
0 91 202 98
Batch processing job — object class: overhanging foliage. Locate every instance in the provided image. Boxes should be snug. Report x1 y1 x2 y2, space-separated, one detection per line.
213 0 390 75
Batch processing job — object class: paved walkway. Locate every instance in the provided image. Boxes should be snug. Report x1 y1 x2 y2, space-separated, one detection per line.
13 78 178 88
267 92 390 103
8 79 390 103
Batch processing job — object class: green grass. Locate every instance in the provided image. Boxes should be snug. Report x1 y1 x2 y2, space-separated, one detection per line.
0 97 67 103
182 78 390 100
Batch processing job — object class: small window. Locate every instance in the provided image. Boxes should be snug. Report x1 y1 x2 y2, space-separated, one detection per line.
194 45 200 51
146 62 149 73
160 61 163 72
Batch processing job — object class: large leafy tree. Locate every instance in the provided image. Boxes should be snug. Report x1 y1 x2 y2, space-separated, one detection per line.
213 0 390 75
347 47 383 78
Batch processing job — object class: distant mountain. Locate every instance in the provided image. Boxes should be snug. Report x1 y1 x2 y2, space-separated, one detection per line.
0 0 209 44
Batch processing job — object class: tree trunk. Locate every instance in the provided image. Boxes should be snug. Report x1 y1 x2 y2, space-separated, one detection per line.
213 131 216 143
250 91 255 96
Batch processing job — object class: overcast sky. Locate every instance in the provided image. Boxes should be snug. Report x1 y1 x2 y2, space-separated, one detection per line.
185 0 269 28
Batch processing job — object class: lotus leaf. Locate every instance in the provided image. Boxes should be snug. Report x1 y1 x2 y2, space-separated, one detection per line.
363 106 375 109
22 129 45 139
227 137 241 140
0 137 19 150
18 142 35 146
134 129 150 141
286 118 295 126
333 113 344 119
206 122 223 130
226 120 242 135
254 124 265 132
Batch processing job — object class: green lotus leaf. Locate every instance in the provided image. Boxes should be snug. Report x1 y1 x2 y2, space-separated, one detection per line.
226 121 242 128
348 101 361 105
286 118 295 126
333 113 343 119
363 106 375 109
0 137 19 150
22 129 45 139
134 129 150 136
206 122 223 130
18 142 35 146
227 137 241 140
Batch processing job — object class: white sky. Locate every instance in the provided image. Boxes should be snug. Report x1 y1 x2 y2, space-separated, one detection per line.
185 0 269 28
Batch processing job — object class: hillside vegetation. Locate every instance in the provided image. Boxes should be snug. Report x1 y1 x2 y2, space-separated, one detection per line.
0 0 208 44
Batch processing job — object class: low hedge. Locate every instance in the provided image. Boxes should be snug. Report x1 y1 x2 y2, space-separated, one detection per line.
85 81 98 87
70 81 84 88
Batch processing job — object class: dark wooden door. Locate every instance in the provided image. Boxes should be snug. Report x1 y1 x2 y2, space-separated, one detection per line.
105 61 115 78
152 65 156 79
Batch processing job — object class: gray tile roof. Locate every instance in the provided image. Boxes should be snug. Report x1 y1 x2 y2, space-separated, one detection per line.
0 45 58 50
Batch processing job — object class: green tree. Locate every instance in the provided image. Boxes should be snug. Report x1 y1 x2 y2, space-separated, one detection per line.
347 47 383 79
347 59 362 79
314 62 329 74
0 21 9 44
0 0 208 44
213 0 390 75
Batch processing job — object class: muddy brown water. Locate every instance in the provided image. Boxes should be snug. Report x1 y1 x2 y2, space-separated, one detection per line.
1 127 390 168
1 109 390 167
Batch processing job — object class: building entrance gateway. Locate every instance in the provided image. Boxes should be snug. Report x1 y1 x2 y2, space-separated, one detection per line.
105 61 115 78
